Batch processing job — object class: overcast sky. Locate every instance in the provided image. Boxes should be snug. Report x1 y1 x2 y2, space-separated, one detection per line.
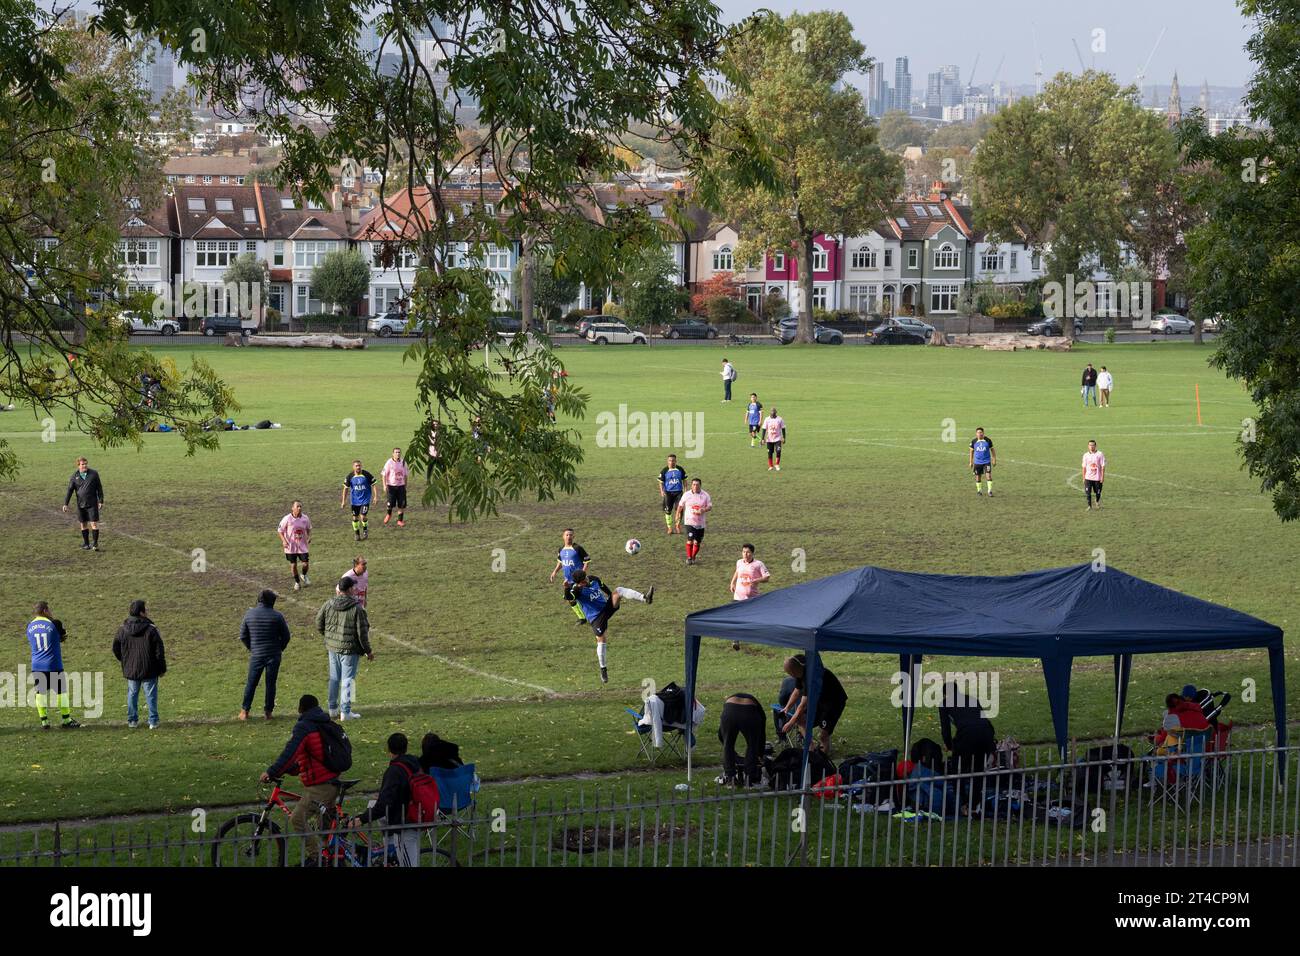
713 0 1256 89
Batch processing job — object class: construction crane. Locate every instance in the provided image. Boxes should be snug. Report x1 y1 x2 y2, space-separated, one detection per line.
1031 23 1044 95
1134 26 1168 100
967 52 981 91
1072 37 1087 73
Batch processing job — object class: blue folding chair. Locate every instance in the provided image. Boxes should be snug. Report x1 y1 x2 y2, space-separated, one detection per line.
424 763 479 865
626 707 688 765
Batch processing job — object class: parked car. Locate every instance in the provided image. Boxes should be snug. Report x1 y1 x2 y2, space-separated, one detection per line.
1026 316 1085 336
662 317 719 339
491 314 523 334
774 318 843 345
366 310 409 337
199 315 249 337
586 321 648 345
890 316 936 340
1202 314 1223 333
1150 313 1195 335
120 311 180 335
866 322 926 345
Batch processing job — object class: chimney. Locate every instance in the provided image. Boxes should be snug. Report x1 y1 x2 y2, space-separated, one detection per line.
331 187 342 211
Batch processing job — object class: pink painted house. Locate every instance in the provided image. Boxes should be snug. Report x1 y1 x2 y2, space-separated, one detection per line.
764 234 845 311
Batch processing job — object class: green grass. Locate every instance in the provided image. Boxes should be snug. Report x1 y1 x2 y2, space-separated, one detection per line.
0 339 1296 827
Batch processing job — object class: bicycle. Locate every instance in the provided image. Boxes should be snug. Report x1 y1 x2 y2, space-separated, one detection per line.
211 776 387 867
727 333 753 346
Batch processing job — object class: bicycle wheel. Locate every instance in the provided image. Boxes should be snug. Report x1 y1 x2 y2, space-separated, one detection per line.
211 814 286 867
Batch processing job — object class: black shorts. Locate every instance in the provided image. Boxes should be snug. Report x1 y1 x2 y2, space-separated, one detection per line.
285 551 308 563
816 696 847 737
386 486 407 509
351 503 370 517
663 491 682 515
76 505 100 523
590 602 618 637
1085 479 1103 494
748 422 761 434
766 441 782 458
685 525 705 543
973 464 991 477
32 671 68 695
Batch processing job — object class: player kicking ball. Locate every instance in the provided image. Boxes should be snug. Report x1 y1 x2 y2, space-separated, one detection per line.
761 408 786 471
277 500 312 590
969 427 996 497
1082 440 1106 511
549 528 591 625
340 459 377 540
564 568 653 684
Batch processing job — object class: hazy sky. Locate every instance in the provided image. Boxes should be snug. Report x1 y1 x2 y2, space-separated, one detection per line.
713 0 1256 89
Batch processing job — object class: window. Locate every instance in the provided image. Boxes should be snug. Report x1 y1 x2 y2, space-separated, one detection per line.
934 243 959 269
912 204 927 218
485 244 510 270
293 241 333 268
813 247 829 272
245 241 257 253
1031 252 1041 271
295 285 323 315
202 176 212 184
851 247 877 270
242 208 257 223
483 203 495 217
772 252 785 271
185 175 195 184
1010 251 1018 270
927 205 943 217
745 285 763 313
280 198 294 210
712 245 734 272
219 176 229 184
194 240 239 268
235 176 246 185
980 250 1003 271
895 217 909 228
268 285 285 312
119 239 159 267
811 286 828 309
215 198 234 211
884 249 893 268
907 248 919 269
186 198 206 211
307 200 323 210
272 241 285 267
930 282 960 312
848 283 877 313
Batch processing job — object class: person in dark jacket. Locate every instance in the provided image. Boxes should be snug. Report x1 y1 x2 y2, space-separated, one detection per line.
239 589 291 721
1081 363 1099 407
261 694 340 865
316 577 373 721
419 732 464 771
351 733 425 866
111 599 166 729
779 655 847 755
940 681 996 810
62 456 105 551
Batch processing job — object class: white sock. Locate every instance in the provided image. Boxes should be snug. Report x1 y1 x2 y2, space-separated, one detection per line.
596 642 607 667
616 587 644 602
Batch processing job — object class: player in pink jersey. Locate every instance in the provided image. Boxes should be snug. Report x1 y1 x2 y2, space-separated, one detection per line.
729 543 771 651
1082 440 1106 511
342 556 368 607
674 477 713 565
381 447 409 527
762 409 787 471
277 500 312 590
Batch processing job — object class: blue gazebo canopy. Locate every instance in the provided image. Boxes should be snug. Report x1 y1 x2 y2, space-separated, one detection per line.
683 564 1286 759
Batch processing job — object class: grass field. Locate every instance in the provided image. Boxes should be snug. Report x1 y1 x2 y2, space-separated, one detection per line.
1 339 1296 827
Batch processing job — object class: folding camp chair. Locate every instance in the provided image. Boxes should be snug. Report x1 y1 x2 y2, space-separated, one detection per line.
423 763 480 865
625 706 688 766
1161 729 1212 812
771 704 798 751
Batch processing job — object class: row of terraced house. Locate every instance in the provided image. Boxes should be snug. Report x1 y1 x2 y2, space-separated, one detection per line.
113 177 1159 324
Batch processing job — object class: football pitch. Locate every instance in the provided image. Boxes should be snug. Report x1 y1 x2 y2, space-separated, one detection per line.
0 339 1295 826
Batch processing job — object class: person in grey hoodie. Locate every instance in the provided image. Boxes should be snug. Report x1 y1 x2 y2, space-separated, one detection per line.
112 599 167 729
316 576 373 721
239 589 291 721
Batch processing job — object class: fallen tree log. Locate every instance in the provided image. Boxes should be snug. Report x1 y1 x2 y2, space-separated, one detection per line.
947 333 1073 351
246 334 367 349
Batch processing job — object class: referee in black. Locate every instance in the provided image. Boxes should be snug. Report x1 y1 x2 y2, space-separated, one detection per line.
62 456 104 551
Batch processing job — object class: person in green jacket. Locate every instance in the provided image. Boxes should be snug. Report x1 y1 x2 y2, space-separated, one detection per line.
316 576 373 720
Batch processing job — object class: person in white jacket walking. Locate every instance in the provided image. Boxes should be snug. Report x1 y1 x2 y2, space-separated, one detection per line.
720 358 736 403
1097 367 1114 407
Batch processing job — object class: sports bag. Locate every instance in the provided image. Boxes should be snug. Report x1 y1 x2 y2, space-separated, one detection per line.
393 760 441 824
317 719 353 774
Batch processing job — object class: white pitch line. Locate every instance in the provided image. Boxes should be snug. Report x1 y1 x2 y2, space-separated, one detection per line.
3 494 559 697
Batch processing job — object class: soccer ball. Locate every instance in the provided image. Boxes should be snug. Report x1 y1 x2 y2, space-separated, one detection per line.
625 538 641 555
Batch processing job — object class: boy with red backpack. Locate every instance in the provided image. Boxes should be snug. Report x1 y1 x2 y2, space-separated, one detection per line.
350 732 439 866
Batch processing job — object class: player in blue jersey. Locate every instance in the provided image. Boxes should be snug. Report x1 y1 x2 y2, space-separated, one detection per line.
657 453 687 535
969 427 996 497
744 394 763 447
340 459 377 540
27 602 79 729
549 528 591 624
563 568 654 683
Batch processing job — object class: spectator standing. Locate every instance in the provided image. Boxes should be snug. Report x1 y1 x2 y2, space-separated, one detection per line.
112 599 167 729
1097 366 1114 407
720 358 736 403
350 732 435 867
1081 363 1099 408
239 589 291 721
316 576 373 720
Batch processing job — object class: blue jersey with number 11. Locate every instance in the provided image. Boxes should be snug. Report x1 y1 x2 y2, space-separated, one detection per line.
27 618 63 671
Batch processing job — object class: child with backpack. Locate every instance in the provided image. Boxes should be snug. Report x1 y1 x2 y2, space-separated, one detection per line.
350 732 440 867
261 694 351 865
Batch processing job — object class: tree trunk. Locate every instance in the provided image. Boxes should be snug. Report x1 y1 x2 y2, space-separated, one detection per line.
797 234 815 344
519 234 535 333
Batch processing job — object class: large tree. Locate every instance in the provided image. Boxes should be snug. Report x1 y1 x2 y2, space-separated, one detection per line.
0 8 234 478
713 11 901 343
970 71 1176 338
310 248 370 315
7 0 765 519
1180 0 1300 521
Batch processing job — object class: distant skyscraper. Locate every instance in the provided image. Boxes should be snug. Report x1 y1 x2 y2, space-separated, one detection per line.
867 61 885 116
893 57 912 113
138 37 176 103
1199 79 1211 114
1167 73 1182 126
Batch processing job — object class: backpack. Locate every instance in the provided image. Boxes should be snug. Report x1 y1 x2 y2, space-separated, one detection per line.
838 749 897 800
317 719 353 774
766 747 836 791
394 760 441 824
